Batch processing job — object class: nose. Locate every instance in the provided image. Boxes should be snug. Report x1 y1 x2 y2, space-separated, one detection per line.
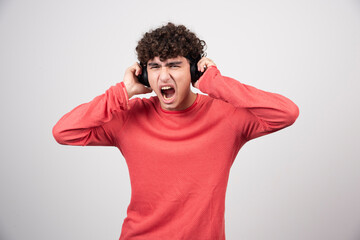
159 66 170 81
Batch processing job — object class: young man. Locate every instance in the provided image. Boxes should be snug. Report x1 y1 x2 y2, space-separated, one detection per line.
53 22 299 240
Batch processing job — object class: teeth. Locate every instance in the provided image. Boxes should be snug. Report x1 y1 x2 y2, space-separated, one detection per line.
161 86 172 90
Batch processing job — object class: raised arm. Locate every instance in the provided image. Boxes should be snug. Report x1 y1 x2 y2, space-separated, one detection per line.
52 63 152 146
52 82 131 146
196 60 299 141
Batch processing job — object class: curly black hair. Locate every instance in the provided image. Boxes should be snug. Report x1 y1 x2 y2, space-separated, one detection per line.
136 22 206 65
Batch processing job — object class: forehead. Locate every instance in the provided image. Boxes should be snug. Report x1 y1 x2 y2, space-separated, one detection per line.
148 56 187 64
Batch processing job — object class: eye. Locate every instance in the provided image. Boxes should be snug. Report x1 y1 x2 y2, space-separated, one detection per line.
150 65 160 69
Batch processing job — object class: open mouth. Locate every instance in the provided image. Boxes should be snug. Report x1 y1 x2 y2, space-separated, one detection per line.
160 86 176 101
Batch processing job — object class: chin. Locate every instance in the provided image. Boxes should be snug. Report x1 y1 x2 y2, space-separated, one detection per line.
160 102 179 111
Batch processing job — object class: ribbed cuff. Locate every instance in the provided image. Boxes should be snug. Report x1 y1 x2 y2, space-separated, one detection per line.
197 65 219 92
120 82 130 110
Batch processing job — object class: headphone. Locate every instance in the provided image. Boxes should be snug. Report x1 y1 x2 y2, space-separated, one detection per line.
137 55 203 87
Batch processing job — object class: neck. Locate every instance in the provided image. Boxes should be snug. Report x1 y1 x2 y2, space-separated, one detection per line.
160 91 197 112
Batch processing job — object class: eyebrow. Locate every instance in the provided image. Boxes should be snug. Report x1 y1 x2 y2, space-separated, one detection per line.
148 61 183 67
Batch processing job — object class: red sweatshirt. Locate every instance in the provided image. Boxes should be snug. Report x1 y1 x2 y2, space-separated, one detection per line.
53 66 299 240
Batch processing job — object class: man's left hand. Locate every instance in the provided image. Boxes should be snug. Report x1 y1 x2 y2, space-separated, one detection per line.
193 57 216 88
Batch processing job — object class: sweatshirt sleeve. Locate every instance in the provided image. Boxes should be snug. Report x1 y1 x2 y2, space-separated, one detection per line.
52 82 130 146
197 66 299 141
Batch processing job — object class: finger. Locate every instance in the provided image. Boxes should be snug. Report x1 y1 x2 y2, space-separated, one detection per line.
197 58 207 72
199 57 215 72
134 62 142 76
202 59 216 72
200 59 209 72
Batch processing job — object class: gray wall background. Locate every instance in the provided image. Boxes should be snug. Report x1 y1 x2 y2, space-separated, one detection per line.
0 0 359 239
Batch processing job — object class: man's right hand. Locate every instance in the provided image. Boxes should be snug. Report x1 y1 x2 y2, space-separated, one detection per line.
123 63 152 98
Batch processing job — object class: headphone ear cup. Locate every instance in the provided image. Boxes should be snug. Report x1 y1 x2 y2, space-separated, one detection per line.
142 67 149 87
137 64 150 87
190 61 197 82
190 60 203 83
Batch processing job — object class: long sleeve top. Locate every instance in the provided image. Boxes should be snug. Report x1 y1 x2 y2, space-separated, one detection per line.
53 66 299 240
